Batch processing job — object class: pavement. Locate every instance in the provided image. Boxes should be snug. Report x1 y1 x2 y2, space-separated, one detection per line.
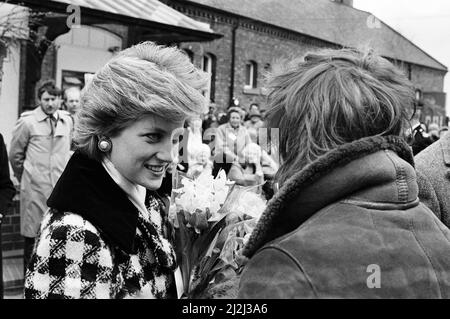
2 249 24 299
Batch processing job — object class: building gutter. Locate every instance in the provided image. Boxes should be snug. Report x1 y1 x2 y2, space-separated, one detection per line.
229 20 238 108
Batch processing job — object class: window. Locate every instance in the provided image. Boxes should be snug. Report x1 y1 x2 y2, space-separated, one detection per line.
61 70 85 91
245 60 257 89
415 89 423 101
415 89 424 107
202 53 216 102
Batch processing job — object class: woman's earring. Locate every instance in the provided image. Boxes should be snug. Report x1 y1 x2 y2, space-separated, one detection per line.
98 137 112 153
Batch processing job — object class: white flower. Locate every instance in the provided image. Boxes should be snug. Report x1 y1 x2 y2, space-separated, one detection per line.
172 169 234 218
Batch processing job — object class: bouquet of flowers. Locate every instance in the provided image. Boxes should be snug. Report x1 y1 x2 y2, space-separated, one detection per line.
169 169 266 299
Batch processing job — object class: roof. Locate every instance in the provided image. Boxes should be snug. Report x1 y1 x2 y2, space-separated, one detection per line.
187 0 447 71
52 0 215 33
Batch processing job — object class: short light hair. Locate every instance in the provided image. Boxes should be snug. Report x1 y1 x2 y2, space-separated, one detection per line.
73 42 209 160
64 86 81 101
241 143 262 162
266 48 414 185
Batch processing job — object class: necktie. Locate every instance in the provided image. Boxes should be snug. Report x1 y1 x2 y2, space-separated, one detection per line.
48 115 56 136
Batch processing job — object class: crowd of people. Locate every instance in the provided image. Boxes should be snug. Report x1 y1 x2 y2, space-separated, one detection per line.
1 41 450 299
407 116 448 155
178 101 279 200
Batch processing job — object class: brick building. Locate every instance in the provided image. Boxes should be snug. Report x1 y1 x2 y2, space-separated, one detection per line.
162 0 448 126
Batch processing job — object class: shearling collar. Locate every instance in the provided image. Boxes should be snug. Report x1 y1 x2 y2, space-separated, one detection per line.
47 151 140 254
243 135 415 258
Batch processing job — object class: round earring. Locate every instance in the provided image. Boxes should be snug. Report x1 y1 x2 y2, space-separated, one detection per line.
98 137 112 153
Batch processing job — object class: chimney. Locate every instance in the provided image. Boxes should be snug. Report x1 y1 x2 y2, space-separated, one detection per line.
333 0 353 7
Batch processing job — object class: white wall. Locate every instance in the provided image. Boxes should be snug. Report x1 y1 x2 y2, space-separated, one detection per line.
55 26 122 87
0 42 21 149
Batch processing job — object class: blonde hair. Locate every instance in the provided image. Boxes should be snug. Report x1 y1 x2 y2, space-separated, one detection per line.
241 143 262 163
74 41 209 160
266 48 414 185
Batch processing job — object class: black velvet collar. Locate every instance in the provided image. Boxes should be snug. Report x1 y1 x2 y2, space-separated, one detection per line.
47 151 140 254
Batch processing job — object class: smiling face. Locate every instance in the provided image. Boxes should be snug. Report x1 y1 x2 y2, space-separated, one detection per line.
108 114 184 190
229 111 242 129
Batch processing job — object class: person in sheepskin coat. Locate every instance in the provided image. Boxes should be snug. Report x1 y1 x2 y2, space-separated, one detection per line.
238 48 450 299
24 42 210 299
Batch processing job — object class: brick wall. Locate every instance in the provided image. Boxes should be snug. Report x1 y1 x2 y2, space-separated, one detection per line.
233 27 329 110
34 0 446 115
166 0 447 114
171 0 334 111
1 197 23 252
41 46 57 86
411 64 446 92
181 20 235 110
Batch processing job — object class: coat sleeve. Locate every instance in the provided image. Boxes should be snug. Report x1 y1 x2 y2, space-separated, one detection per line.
238 246 317 299
0 134 15 214
8 117 30 181
24 214 116 299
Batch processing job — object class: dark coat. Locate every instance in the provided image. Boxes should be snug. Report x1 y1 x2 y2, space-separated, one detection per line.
411 124 434 155
0 133 15 215
239 136 450 299
415 131 450 228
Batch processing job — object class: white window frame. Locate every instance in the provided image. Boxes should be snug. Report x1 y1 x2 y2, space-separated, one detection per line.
202 53 214 102
245 60 257 89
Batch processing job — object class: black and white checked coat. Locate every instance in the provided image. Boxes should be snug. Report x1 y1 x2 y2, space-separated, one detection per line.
24 152 178 299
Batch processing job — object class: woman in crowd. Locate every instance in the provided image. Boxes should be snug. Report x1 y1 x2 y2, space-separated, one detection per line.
244 109 265 144
238 48 450 298
24 42 209 299
213 107 251 175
